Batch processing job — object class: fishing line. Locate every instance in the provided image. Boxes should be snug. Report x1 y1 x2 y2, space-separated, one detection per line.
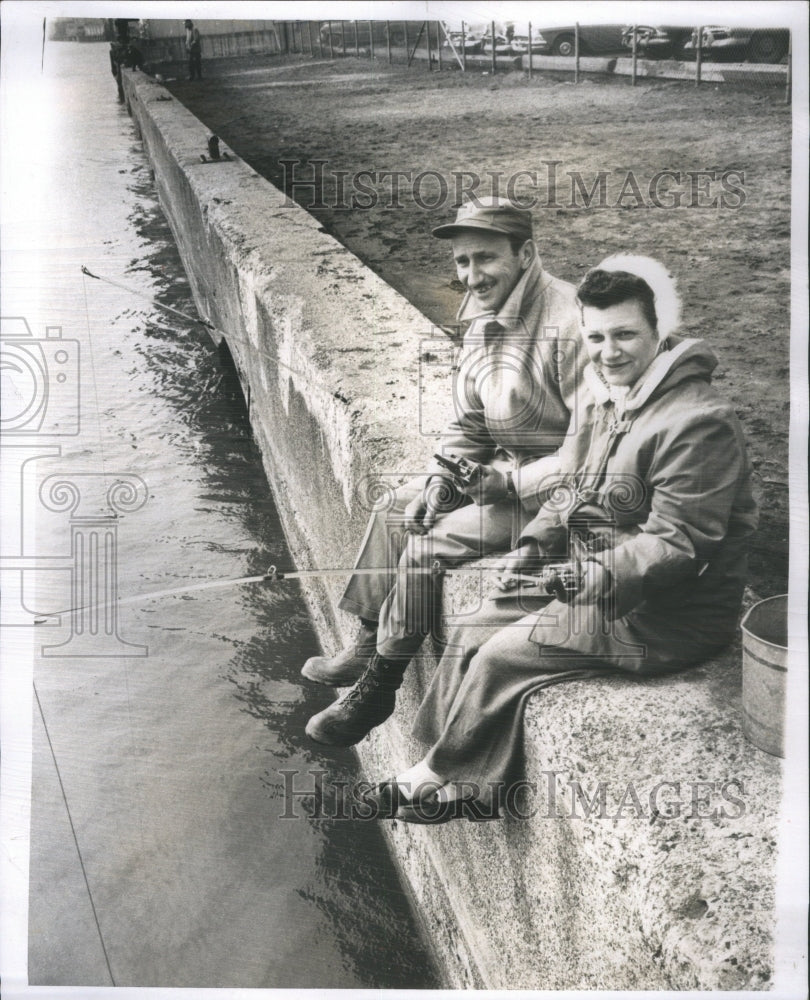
81 269 112 489
33 682 117 986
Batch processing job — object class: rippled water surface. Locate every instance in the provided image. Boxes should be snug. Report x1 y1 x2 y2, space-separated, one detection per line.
14 41 437 989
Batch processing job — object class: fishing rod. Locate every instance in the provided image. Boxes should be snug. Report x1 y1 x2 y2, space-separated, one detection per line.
34 563 548 622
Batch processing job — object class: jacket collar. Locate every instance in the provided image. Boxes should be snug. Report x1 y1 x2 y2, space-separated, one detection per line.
584 338 717 413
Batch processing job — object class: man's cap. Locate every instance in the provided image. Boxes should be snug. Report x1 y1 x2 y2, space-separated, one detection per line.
431 196 533 242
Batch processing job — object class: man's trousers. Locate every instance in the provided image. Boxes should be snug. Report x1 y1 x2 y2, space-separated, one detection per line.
339 477 522 659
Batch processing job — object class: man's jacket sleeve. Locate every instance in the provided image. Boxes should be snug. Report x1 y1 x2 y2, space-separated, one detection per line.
427 340 496 472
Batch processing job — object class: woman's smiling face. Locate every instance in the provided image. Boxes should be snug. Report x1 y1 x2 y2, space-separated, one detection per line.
581 299 660 387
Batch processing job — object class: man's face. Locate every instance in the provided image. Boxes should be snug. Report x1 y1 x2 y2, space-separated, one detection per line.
581 299 659 387
451 231 529 314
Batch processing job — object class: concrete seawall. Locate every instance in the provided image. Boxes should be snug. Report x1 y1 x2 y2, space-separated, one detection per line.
122 68 781 990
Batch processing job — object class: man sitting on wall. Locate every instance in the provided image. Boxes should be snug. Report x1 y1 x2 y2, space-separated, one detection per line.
303 196 586 747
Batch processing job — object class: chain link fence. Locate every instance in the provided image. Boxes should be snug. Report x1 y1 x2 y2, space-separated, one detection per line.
274 19 791 102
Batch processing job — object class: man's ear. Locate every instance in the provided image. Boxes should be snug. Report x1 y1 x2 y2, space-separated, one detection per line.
519 240 535 269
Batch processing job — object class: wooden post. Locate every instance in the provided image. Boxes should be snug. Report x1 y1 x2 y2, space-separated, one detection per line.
631 24 637 85
437 22 443 70
327 23 333 59
426 19 432 70
575 22 580 82
785 30 791 104
386 21 391 63
316 22 323 58
491 20 496 74
341 21 346 57
354 20 360 58
369 21 374 60
405 21 410 64
461 21 467 72
306 22 313 56
528 23 532 78
695 26 702 86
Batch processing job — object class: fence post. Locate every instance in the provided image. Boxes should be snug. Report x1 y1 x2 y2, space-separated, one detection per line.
437 23 443 70
461 21 467 71
354 20 359 57
369 21 374 60
785 31 791 104
341 21 346 57
327 24 333 59
491 20 496 74
405 21 410 64
306 22 313 56
695 26 702 86
316 22 323 57
386 21 391 62
631 25 637 85
575 22 580 82
426 19 432 70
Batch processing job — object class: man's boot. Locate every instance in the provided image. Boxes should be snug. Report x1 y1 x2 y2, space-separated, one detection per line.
301 620 377 686
305 653 408 747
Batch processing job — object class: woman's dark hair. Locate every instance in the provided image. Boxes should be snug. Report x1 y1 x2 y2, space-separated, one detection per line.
576 269 658 331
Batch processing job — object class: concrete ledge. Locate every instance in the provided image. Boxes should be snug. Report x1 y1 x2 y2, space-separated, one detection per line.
523 53 618 74
122 68 780 990
520 53 787 84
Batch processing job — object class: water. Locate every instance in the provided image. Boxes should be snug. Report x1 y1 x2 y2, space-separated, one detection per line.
6 41 437 989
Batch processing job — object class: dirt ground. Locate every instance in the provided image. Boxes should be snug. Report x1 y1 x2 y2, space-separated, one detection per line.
167 56 792 596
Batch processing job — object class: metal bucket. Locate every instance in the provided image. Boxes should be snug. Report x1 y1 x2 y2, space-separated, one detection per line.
740 595 788 757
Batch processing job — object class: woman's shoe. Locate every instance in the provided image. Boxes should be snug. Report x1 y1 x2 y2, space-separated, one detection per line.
394 788 475 825
362 779 404 819
394 792 501 825
362 778 444 818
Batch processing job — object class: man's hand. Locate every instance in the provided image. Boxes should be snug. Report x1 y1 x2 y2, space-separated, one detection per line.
573 561 611 605
458 464 509 506
404 477 457 534
494 541 543 591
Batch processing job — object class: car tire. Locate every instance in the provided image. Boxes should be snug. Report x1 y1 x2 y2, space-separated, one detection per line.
747 34 788 64
552 34 576 57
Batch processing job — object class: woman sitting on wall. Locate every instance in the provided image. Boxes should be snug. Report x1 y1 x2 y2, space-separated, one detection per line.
367 255 758 823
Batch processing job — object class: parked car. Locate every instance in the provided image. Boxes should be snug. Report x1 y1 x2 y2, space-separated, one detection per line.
509 35 546 55
684 26 790 63
443 30 482 54
318 20 413 49
531 24 626 57
481 34 514 56
621 25 694 59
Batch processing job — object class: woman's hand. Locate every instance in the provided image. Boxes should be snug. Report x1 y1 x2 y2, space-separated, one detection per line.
494 541 542 591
